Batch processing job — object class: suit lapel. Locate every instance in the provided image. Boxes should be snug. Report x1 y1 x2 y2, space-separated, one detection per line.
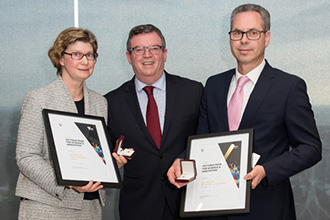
219 71 235 131
123 78 158 148
53 77 78 113
161 73 177 151
240 62 275 129
83 82 92 115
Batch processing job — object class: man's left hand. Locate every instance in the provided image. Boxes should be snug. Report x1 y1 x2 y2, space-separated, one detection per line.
244 165 266 189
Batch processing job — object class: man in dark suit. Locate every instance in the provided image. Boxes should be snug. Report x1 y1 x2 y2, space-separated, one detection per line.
105 24 203 220
167 4 321 220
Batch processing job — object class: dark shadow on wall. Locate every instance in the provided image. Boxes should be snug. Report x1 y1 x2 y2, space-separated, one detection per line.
291 124 330 220
0 108 20 220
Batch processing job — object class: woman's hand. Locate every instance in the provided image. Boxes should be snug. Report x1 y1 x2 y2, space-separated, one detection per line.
69 180 103 193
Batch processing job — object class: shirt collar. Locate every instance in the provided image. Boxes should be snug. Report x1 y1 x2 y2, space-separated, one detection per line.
135 72 166 92
234 59 266 84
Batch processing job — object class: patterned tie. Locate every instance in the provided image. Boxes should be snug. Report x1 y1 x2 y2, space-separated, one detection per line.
143 86 162 148
228 76 250 131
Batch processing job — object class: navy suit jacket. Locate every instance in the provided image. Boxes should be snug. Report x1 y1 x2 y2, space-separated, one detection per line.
105 72 203 220
199 61 322 220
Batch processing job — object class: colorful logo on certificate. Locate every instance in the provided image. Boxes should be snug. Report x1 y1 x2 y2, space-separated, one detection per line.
75 122 107 165
219 142 241 187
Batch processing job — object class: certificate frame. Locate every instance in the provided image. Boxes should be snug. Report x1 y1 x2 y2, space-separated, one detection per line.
180 129 253 217
42 109 122 188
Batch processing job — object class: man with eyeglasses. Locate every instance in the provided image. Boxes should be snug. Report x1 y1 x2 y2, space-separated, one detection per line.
104 24 203 220
167 4 321 220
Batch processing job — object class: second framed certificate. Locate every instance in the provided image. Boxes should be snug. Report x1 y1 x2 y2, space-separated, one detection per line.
180 129 253 217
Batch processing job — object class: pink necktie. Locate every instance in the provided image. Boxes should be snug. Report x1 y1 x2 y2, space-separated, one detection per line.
228 76 250 131
143 86 162 148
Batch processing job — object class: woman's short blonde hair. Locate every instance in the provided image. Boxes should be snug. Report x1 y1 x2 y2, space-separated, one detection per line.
48 27 98 75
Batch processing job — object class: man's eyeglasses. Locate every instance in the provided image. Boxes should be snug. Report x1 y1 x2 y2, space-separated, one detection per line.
228 29 267 41
63 52 98 62
129 45 164 56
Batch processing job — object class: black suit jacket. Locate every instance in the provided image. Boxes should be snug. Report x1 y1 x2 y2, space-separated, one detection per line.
198 61 322 220
105 72 203 220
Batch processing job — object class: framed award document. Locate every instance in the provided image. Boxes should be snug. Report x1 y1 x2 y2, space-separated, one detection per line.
180 129 253 217
42 109 122 188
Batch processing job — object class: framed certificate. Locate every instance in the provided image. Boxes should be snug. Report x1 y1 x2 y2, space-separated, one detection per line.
180 129 253 217
42 109 122 188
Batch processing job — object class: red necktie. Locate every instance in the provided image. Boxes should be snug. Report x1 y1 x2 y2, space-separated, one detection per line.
143 86 162 148
228 76 250 131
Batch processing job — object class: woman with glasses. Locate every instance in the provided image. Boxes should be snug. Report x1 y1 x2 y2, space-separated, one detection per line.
15 27 107 220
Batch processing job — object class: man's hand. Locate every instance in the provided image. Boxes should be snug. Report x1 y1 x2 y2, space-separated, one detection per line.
166 159 188 188
112 152 128 168
70 180 103 193
244 165 266 189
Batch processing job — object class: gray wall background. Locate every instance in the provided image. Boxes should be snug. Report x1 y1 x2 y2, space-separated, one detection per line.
1 0 329 219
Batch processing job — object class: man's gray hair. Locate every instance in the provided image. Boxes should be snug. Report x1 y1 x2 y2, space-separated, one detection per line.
230 4 270 31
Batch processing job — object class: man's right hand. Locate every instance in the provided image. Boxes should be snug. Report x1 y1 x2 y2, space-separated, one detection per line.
167 159 188 188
